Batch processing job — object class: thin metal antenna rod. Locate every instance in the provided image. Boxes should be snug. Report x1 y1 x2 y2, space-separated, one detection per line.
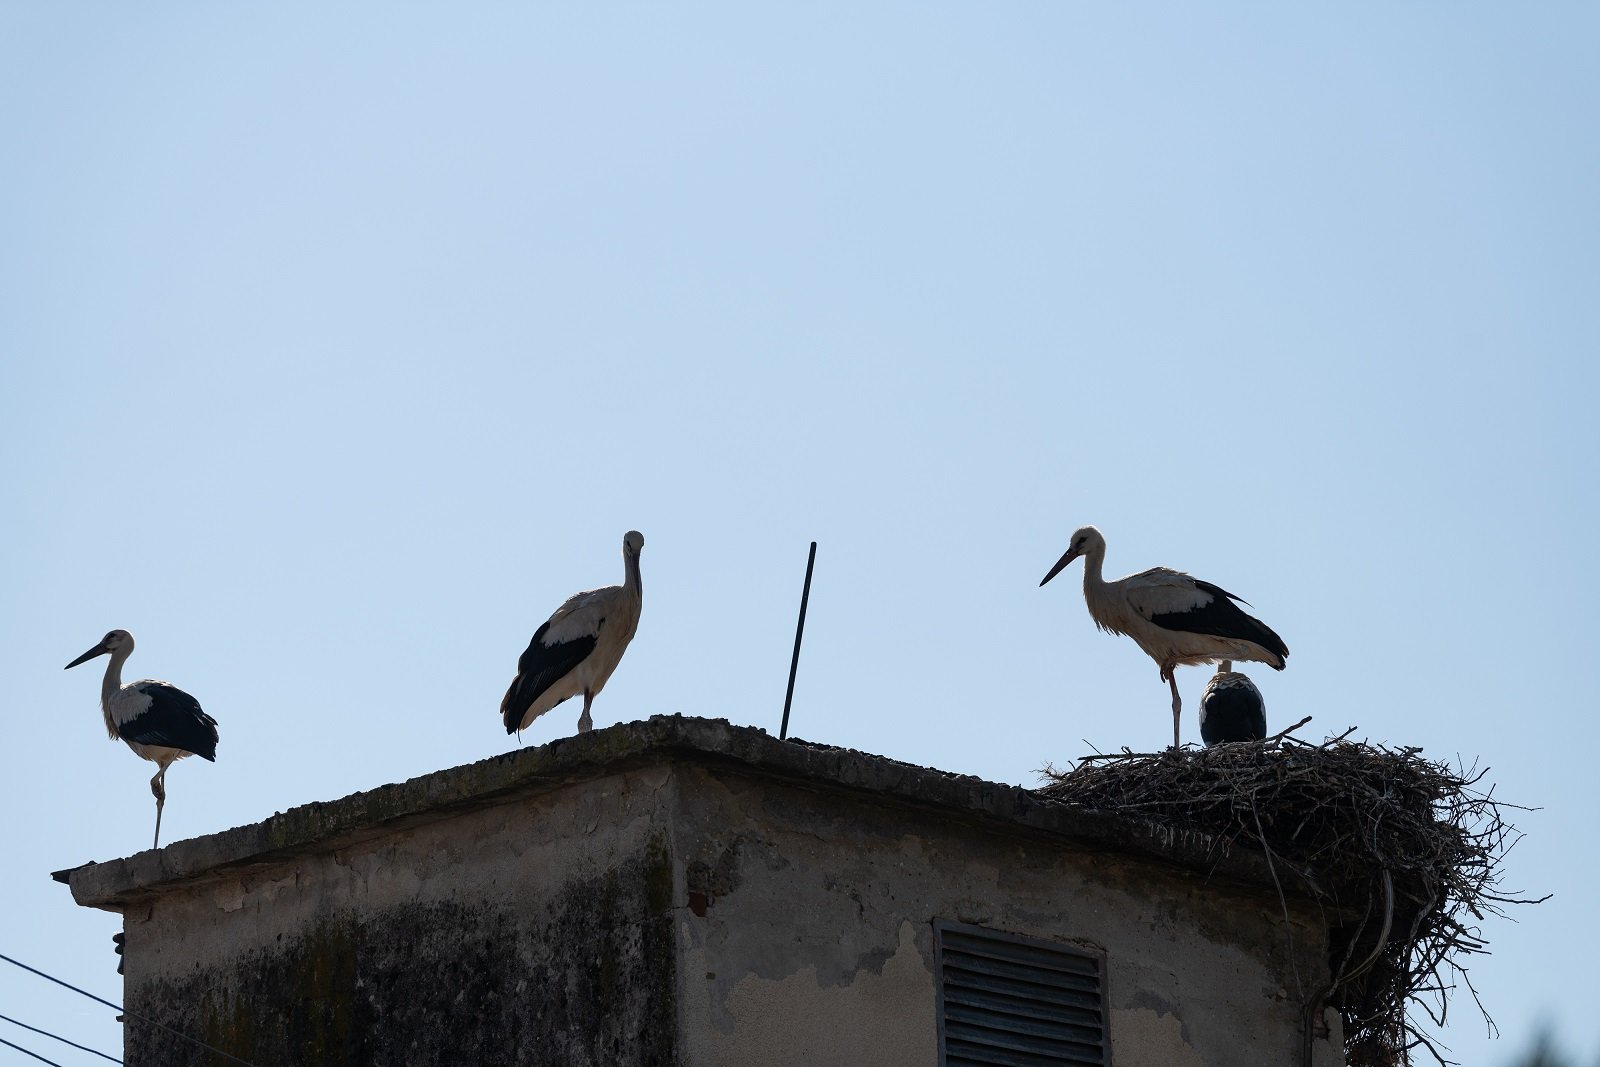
780 541 817 740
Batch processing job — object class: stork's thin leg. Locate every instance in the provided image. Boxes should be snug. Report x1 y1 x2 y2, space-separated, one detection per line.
151 768 168 850
578 691 594 734
1167 672 1183 749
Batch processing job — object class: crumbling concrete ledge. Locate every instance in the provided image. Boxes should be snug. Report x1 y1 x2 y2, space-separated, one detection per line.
56 714 1289 911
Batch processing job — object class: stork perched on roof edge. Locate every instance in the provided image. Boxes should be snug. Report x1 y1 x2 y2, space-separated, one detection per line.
1040 525 1287 749
1199 661 1268 745
64 629 219 848
502 530 644 737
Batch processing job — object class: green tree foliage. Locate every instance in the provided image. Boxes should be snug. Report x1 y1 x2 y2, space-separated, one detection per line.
1505 1028 1600 1067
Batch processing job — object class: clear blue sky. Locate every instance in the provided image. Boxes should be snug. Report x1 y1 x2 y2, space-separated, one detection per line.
3 4 1596 1064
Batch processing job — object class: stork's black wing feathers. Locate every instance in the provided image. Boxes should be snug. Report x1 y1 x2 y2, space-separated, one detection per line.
1148 579 1289 664
501 621 597 733
121 683 219 760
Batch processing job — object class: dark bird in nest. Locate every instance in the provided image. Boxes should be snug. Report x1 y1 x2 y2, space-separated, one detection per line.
1198 661 1267 745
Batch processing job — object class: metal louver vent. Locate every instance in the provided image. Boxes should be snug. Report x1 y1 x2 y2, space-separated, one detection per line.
936 920 1108 1067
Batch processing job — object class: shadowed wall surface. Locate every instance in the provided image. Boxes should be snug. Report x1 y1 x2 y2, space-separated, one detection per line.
61 716 1343 1066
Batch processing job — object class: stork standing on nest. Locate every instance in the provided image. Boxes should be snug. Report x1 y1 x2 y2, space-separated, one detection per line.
1199 661 1267 745
1039 525 1288 748
502 530 644 737
64 629 219 848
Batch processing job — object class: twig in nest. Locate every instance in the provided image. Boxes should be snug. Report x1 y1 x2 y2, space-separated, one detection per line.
1265 715 1314 743
1077 749 1165 762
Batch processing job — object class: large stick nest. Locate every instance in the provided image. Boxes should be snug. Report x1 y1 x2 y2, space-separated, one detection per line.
1038 730 1541 1067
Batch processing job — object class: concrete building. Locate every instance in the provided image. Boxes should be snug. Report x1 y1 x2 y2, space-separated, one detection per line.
57 716 1344 1066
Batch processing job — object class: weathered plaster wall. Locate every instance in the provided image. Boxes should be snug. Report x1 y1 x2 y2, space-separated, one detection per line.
122 767 679 1067
672 765 1343 1067
74 720 1346 1067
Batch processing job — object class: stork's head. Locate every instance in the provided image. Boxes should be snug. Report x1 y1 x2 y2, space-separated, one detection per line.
623 530 645 558
1039 525 1104 586
65 628 134 669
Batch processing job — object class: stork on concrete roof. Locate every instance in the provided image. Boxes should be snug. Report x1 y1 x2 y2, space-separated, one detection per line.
65 629 218 849
501 530 644 738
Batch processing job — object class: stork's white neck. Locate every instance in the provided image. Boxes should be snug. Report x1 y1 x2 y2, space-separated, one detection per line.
100 646 131 714
624 551 643 600
1078 540 1126 632
99 645 133 738
1079 541 1108 596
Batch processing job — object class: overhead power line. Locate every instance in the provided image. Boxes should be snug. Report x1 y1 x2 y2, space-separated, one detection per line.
0 953 257 1067
0 1012 120 1063
0 1033 66 1067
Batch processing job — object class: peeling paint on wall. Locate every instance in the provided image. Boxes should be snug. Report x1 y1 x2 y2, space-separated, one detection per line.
681 921 936 1067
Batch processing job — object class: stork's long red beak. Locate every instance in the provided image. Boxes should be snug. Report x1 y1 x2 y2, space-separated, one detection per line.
1039 547 1080 587
64 642 109 670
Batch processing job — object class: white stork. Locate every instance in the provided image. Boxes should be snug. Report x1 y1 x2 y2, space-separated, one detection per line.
1039 525 1287 748
502 530 644 737
1199 661 1267 746
64 629 219 848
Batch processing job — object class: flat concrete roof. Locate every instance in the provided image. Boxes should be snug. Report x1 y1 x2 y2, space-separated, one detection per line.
55 715 1282 912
